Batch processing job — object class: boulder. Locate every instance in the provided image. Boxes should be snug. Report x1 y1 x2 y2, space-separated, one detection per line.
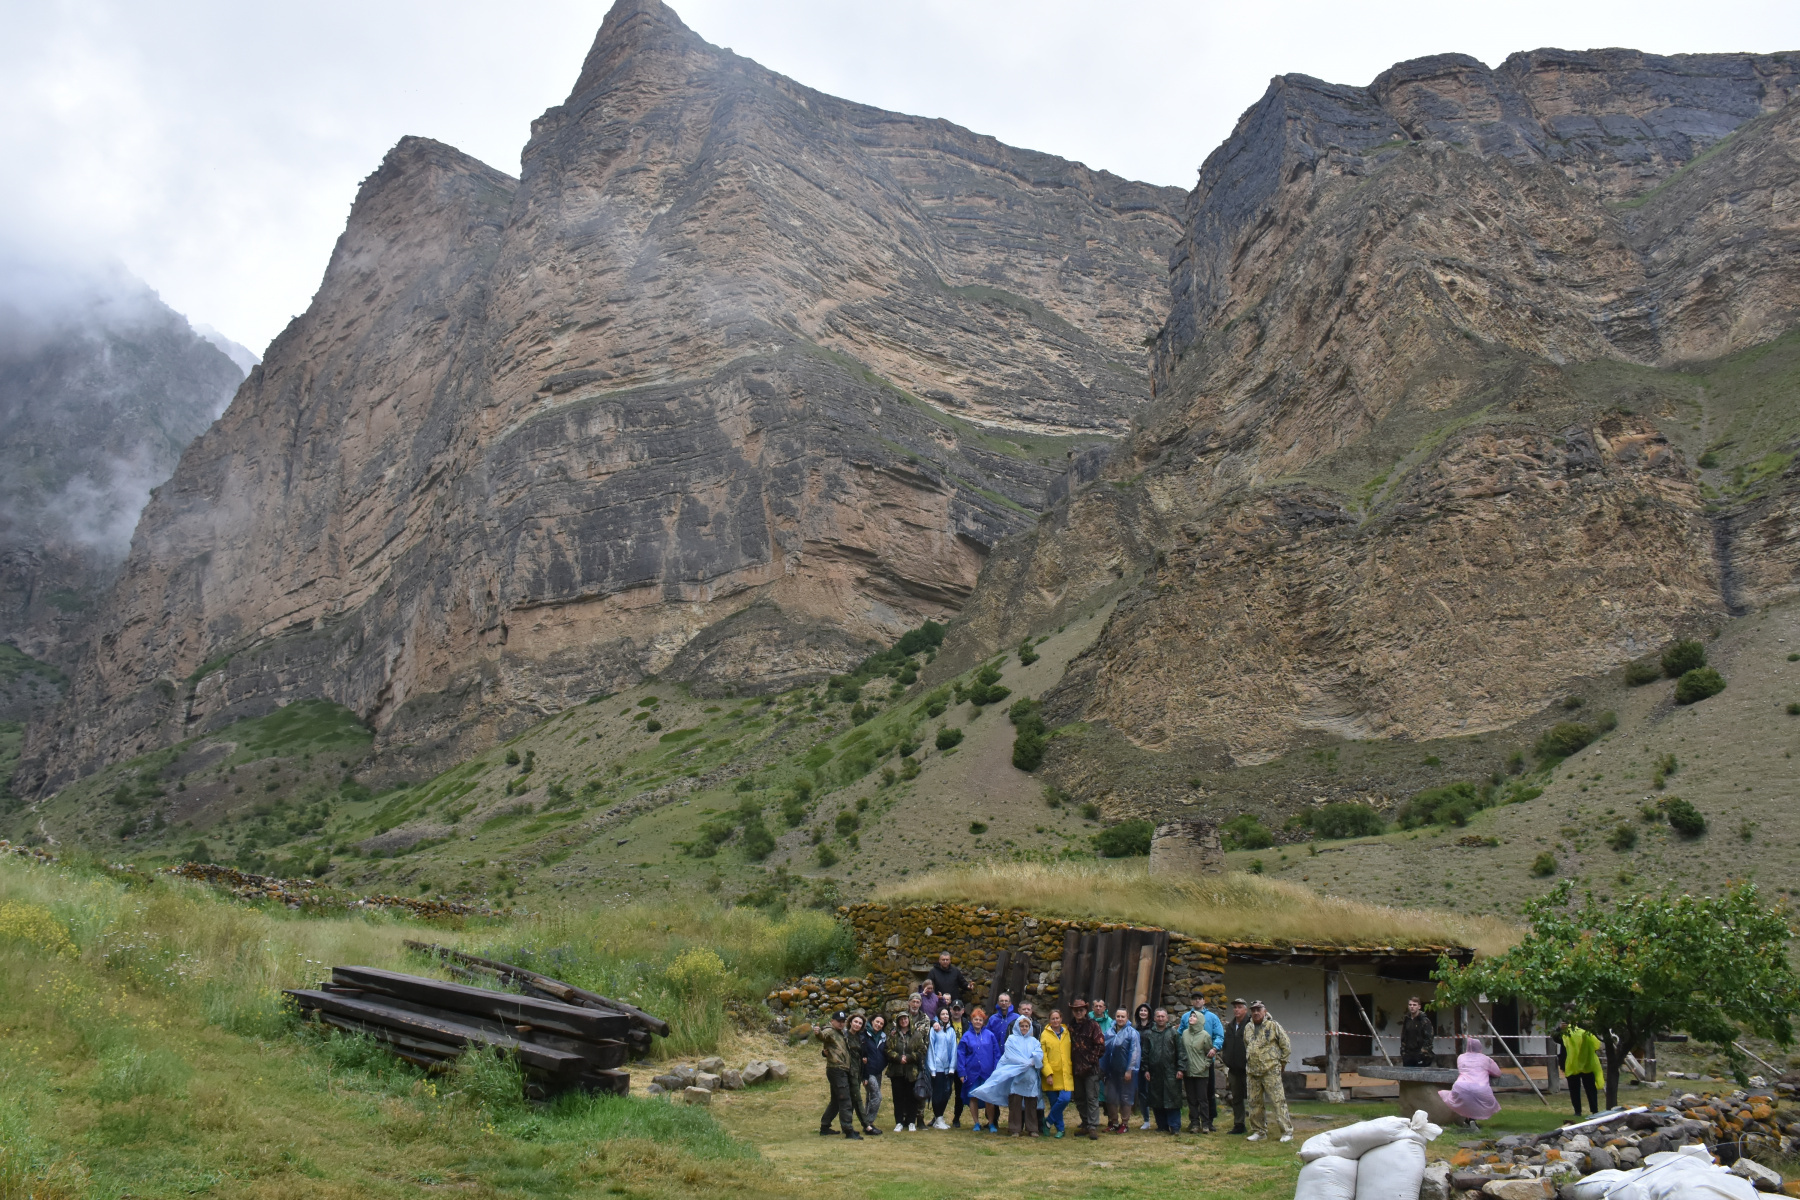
682 1086 712 1105
767 1060 789 1080
694 1072 722 1091
1421 1160 1453 1200
698 1056 725 1073
1731 1159 1784 1192
671 1065 697 1084
651 1073 685 1090
720 1069 744 1090
1586 1148 1615 1173
741 1061 771 1086
1482 1180 1555 1200
645 1082 666 1097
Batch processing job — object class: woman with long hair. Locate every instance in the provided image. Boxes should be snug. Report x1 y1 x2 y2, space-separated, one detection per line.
1133 1003 1154 1130
926 1005 960 1129
859 1012 888 1134
886 1010 925 1131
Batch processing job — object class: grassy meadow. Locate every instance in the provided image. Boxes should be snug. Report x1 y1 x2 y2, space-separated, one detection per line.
0 847 1591 1200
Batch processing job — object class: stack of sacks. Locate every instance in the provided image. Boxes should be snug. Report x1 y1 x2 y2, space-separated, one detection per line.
1296 1111 1445 1200
1562 1144 1760 1200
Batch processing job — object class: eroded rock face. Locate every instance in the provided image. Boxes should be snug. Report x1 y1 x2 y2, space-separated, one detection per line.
951 48 1800 778
23 0 1182 791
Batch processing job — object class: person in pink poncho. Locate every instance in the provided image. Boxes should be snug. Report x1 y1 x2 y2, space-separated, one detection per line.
1439 1036 1502 1128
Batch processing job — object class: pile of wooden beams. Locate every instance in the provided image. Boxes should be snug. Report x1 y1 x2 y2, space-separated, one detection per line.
286 950 666 1100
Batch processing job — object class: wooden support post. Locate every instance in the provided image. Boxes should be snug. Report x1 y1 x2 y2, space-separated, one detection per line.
1476 1006 1550 1108
1324 970 1343 1103
1347 987 1393 1065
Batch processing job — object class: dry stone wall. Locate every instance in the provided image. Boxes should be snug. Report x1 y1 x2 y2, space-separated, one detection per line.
767 902 1226 1021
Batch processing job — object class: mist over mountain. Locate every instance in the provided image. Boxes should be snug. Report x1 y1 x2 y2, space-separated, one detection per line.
0 249 245 691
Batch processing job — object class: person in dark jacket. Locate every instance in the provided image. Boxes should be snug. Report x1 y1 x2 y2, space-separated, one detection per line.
1132 1004 1155 1129
927 951 967 1003
1138 1008 1184 1133
1400 997 1436 1067
859 1013 888 1132
1068 998 1106 1140
1221 997 1250 1134
818 1010 863 1139
886 1012 926 1131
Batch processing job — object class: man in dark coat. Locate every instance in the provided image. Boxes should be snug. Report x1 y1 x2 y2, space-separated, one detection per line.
1068 998 1106 1140
927 951 967 1003
1138 1007 1185 1133
1400 996 1436 1067
818 1010 864 1139
1221 997 1250 1134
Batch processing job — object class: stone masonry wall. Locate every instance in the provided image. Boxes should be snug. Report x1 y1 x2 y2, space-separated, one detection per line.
767 902 1227 1022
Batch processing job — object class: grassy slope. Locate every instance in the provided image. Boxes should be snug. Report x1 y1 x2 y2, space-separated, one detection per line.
1238 596 1800 916
6 604 1122 915
1 851 1585 1200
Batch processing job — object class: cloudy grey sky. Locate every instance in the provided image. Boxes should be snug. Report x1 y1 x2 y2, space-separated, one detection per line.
4 0 1797 352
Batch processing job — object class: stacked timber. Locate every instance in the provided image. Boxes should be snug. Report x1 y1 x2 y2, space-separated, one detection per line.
286 953 665 1100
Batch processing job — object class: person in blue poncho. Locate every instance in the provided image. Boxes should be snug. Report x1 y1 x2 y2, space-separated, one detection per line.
956 1006 1002 1131
969 1015 1044 1136
1102 1007 1141 1133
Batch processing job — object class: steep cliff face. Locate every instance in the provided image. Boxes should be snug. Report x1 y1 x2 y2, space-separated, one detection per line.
950 48 1800 776
23 0 1183 792
0 261 244 696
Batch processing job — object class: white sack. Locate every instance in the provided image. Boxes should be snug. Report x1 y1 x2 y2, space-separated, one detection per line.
1353 1138 1427 1200
1298 1111 1441 1162
1294 1154 1359 1200
1563 1168 1644 1200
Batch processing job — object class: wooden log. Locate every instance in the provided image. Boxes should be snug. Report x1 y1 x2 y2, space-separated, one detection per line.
313 1012 463 1065
331 966 629 1042
313 983 628 1069
286 989 587 1078
403 941 671 1037
1058 930 1078 1011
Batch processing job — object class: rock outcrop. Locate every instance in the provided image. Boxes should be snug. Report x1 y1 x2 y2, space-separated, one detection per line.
22 0 1182 792
950 48 1800 777
0 260 243 687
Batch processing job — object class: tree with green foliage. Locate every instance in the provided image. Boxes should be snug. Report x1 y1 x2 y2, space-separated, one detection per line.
1008 697 1048 771
1434 881 1800 1108
1306 802 1385 839
1219 813 1272 850
1092 818 1153 857
1536 721 1597 760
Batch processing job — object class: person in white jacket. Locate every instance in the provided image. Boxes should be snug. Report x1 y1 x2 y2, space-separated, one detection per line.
927 1007 960 1129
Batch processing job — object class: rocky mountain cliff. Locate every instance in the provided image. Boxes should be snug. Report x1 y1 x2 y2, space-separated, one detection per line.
0 259 244 717
949 48 1800 797
20 0 1182 793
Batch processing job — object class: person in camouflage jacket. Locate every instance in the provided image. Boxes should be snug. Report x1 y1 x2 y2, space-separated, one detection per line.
1243 1001 1292 1142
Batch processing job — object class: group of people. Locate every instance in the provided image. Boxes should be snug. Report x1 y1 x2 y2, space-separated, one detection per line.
817 951 1299 1144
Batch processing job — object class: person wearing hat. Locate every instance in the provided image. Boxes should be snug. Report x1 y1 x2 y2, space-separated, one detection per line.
1243 1000 1292 1143
1221 998 1250 1134
1068 998 1106 1140
818 1010 865 1139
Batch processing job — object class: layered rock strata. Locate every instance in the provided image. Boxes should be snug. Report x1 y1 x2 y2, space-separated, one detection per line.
23 0 1182 792
950 48 1800 773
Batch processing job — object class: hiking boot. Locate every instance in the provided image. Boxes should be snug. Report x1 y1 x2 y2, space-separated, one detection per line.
844 1131 863 1140
864 1125 882 1136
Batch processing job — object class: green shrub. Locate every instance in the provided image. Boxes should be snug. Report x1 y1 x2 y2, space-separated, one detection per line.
1092 818 1153 857
1624 659 1661 687
1396 781 1492 828
935 727 963 751
1078 802 1100 820
1788 702 1800 716
814 844 840 868
1561 695 1586 710
1309 802 1386 840
1505 750 1525 775
1606 824 1637 852
1530 852 1557 877
833 810 860 836
1663 796 1706 838
1220 813 1273 851
739 815 775 861
1674 667 1725 705
1661 640 1706 678
1017 639 1040 666
894 621 946 657
969 821 987 835
1535 722 1596 760
645 718 663 732
1008 697 1048 771
962 662 1011 708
